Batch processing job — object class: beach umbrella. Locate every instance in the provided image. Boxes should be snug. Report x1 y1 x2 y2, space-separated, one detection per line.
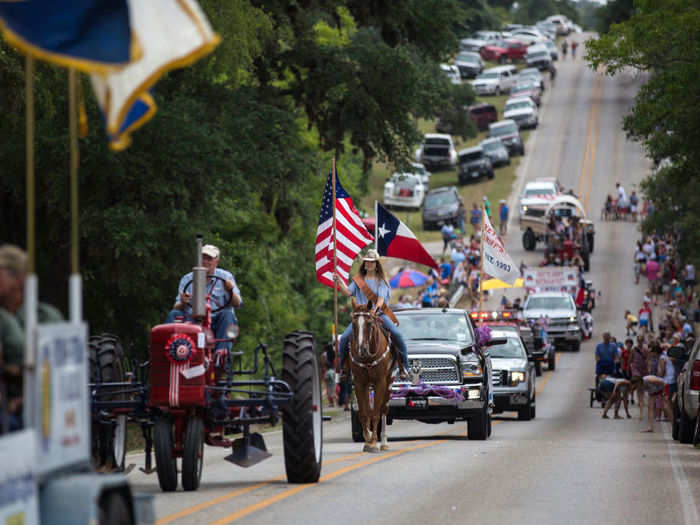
481 277 524 291
390 269 429 288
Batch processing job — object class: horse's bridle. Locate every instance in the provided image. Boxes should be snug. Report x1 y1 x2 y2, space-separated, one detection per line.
350 310 391 369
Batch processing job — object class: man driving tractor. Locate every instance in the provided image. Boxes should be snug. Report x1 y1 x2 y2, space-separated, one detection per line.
165 243 242 352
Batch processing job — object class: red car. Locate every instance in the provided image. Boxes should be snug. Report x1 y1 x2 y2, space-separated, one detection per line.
480 39 528 64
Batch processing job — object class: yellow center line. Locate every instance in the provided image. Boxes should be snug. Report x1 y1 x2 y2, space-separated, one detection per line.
584 69 604 213
156 451 367 525
577 71 600 200
536 352 562 396
209 439 452 525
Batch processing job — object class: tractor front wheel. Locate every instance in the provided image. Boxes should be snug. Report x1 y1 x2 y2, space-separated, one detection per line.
282 331 323 483
154 417 178 492
182 416 205 491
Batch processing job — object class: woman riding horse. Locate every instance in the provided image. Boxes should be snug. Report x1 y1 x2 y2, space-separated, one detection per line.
334 249 409 380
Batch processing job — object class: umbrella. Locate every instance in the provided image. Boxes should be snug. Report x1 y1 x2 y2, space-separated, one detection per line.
390 269 429 288
481 277 524 291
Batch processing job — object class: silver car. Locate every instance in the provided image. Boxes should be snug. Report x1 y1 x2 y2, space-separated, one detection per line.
488 330 536 420
672 341 700 444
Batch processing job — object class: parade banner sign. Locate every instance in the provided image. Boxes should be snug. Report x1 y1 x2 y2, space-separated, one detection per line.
523 266 578 294
482 213 520 285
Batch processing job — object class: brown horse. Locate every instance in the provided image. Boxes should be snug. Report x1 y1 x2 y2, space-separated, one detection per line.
349 299 397 453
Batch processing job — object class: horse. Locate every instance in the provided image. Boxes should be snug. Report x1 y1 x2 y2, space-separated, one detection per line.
348 299 398 453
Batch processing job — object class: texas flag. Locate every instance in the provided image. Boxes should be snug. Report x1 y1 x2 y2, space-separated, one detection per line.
376 203 438 269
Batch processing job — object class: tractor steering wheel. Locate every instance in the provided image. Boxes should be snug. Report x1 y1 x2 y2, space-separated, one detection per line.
181 275 233 314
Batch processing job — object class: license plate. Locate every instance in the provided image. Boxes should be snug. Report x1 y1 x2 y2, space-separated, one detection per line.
407 397 428 409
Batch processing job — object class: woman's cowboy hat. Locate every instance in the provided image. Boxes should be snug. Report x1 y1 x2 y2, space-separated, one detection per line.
363 249 381 261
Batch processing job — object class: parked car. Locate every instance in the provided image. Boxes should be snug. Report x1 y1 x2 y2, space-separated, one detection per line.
422 186 464 230
547 15 571 35
454 51 484 79
518 67 546 92
522 292 582 351
503 97 538 129
479 137 510 167
526 44 552 71
670 342 700 445
383 172 426 210
468 103 498 131
457 146 494 184
474 30 502 42
460 37 487 53
543 39 559 60
509 28 548 46
488 119 524 156
471 65 517 96
441 63 461 85
511 81 542 106
415 133 458 170
487 329 537 420
410 162 431 186
480 39 528 64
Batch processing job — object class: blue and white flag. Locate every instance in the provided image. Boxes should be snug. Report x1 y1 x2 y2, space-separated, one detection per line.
89 0 220 150
0 0 135 72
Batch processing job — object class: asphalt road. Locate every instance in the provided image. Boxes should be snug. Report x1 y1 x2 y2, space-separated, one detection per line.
127 47 700 525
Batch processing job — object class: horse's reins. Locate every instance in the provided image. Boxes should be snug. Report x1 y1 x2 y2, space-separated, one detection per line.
350 311 392 369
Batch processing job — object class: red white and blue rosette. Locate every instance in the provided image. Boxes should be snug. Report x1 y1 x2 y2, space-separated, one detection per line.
165 333 197 364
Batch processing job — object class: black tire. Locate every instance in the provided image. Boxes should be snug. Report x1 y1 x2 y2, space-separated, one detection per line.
522 230 536 251
530 399 536 420
587 233 595 253
548 353 556 370
282 331 323 483
89 334 127 472
487 414 492 437
672 400 680 440
535 361 542 377
351 409 363 443
518 404 532 421
468 406 488 440
98 490 133 525
488 170 495 180
498 55 506 64
154 417 178 492
495 86 501 96
693 412 700 446
572 341 581 352
182 416 204 491
679 407 694 444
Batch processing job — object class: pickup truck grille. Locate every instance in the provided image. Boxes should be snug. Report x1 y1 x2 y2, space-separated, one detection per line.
408 356 459 384
548 318 571 328
492 369 508 386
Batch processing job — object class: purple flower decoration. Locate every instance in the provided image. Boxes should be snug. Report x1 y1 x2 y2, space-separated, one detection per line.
391 382 464 402
476 324 492 345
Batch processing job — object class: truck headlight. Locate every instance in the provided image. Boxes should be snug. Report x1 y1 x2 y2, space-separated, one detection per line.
569 316 576 322
510 371 526 385
521 205 528 213
463 364 482 377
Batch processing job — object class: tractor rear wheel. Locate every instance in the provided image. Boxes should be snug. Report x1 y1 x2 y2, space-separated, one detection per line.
89 334 127 472
282 331 323 483
182 416 205 491
154 417 178 492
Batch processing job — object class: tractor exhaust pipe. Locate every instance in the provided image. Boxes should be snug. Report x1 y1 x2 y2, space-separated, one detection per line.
192 235 207 318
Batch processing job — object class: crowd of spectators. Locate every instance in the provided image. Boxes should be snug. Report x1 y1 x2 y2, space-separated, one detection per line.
595 229 697 432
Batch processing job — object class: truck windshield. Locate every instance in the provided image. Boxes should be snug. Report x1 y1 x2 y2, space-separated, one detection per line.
488 337 526 359
396 313 474 344
526 297 573 310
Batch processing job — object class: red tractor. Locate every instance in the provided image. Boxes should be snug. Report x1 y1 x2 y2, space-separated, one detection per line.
90 238 323 491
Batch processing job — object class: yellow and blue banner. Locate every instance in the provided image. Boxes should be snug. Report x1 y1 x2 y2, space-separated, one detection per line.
0 0 137 73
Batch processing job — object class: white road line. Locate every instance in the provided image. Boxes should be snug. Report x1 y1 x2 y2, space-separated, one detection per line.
663 425 699 525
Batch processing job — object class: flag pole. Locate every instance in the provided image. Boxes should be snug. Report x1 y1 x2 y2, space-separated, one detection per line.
332 157 339 359
478 204 486 313
374 200 378 250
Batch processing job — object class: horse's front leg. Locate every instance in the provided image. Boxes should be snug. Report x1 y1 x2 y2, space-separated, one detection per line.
353 378 375 451
374 376 391 451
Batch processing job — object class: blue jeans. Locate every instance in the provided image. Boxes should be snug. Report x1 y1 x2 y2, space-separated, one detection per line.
165 307 237 350
339 314 408 369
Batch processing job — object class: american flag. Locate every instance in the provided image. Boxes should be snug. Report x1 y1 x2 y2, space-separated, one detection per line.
315 170 373 287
